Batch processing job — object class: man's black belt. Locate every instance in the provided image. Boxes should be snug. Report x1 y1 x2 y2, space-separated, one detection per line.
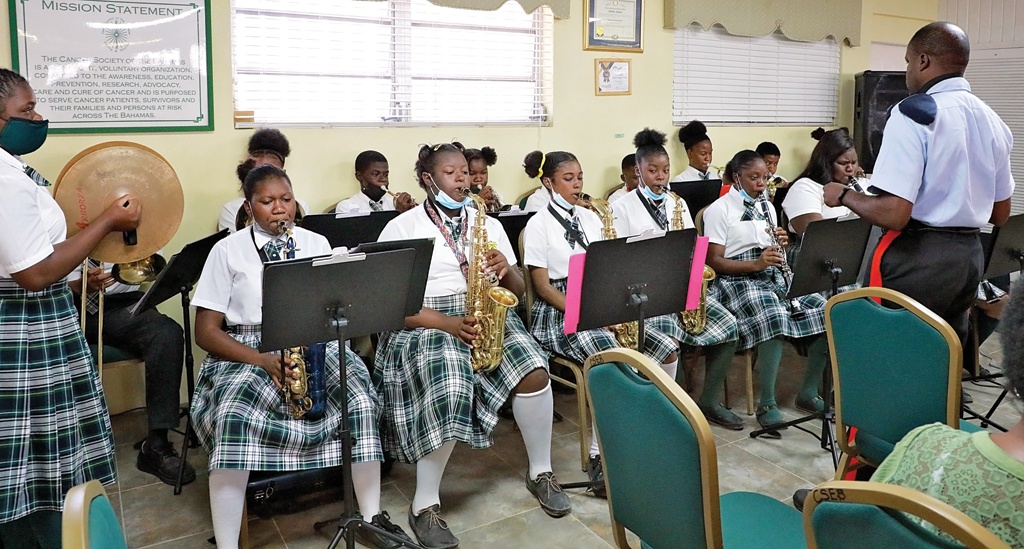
903 219 980 234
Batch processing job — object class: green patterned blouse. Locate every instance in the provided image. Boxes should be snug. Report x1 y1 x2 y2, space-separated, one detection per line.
873 423 1024 547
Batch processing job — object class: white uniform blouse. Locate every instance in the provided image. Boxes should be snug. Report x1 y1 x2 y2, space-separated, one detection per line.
607 186 628 204
523 187 550 213
0 150 65 278
336 191 396 214
193 226 332 326
611 189 695 237
704 186 775 258
869 77 1014 228
671 165 720 183
522 206 603 280
378 204 518 298
781 177 850 232
218 196 313 233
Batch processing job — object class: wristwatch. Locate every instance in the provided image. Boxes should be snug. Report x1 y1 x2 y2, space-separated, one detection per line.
838 186 852 206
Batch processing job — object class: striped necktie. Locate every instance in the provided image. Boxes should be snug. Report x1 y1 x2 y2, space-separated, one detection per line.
262 239 284 261
25 165 51 187
85 259 101 314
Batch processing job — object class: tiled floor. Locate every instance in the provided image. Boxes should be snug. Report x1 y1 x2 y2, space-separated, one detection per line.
107 336 1016 548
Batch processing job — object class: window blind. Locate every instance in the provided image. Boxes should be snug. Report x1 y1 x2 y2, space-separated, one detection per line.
672 24 840 126
232 0 553 127
966 48 1024 216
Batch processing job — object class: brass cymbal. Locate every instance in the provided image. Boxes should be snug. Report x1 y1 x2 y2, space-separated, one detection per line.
53 141 184 264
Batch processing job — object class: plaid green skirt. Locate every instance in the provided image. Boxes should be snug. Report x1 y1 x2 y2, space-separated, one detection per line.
374 293 548 463
710 248 826 350
530 278 677 364
191 326 381 470
0 279 115 522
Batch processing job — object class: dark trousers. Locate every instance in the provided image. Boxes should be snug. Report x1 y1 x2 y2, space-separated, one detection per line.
873 228 983 343
83 292 185 432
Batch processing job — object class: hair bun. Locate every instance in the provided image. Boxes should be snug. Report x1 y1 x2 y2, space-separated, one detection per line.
678 120 708 143
480 146 498 166
523 150 544 179
810 127 827 141
248 128 291 158
633 128 667 149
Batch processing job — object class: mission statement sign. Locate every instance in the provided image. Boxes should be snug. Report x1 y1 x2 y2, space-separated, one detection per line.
10 0 213 133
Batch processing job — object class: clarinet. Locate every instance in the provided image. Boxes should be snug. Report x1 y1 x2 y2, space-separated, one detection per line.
758 195 800 314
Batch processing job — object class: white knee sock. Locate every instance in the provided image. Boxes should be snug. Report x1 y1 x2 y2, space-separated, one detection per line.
660 358 678 381
209 469 250 549
412 439 456 514
513 382 554 479
590 419 600 458
351 460 382 519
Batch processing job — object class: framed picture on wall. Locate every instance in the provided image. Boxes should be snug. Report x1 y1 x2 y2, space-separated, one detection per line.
595 59 631 96
584 0 643 52
10 0 214 133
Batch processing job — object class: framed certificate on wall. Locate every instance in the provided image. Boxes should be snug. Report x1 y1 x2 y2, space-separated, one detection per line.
595 59 631 96
584 0 643 52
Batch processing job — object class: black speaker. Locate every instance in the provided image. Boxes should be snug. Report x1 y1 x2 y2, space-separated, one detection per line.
854 71 909 173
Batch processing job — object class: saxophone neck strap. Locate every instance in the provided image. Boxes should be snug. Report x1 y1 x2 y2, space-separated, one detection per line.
546 204 589 250
424 200 470 279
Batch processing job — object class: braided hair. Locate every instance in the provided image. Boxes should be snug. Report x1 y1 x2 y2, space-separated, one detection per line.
0 69 28 112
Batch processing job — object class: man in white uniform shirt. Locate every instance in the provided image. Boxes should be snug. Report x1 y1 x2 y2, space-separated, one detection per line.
823 21 1014 341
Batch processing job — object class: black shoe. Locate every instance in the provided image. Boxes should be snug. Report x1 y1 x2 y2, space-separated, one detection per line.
355 511 416 549
962 388 974 405
793 488 810 512
408 505 459 549
699 403 745 430
137 439 196 486
526 472 571 518
587 455 607 499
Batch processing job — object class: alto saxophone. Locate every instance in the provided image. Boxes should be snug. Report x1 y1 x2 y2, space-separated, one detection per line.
581 197 639 349
466 193 519 373
283 343 327 420
668 191 715 334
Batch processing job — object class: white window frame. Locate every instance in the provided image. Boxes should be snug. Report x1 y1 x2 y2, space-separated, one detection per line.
231 0 553 128
672 24 840 126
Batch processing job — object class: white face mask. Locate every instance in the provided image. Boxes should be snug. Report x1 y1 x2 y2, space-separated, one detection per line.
427 174 471 209
547 185 574 211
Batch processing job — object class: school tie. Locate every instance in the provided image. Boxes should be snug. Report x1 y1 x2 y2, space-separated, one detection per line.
85 258 102 314
566 216 581 249
25 165 50 187
653 199 669 229
262 239 284 261
369 199 384 212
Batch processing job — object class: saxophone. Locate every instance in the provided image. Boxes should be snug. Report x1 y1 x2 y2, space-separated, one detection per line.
669 192 715 334
283 342 327 420
272 224 327 420
466 193 519 373
581 197 639 349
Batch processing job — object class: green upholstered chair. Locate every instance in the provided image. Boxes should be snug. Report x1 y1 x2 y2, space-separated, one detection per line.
803 480 1011 549
516 186 540 211
519 232 590 471
62 480 127 549
584 348 805 549
825 287 980 480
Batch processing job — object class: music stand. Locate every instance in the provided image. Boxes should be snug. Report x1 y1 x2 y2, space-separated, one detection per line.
301 211 401 249
575 229 696 351
669 180 724 216
748 216 872 465
487 210 535 265
960 213 1024 430
260 244 429 549
128 229 229 495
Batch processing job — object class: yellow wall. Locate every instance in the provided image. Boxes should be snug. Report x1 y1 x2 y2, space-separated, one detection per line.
0 0 936 397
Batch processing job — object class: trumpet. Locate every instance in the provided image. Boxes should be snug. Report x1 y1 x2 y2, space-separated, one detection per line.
385 186 418 207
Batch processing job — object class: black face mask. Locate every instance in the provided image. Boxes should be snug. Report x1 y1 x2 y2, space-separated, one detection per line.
0 117 48 156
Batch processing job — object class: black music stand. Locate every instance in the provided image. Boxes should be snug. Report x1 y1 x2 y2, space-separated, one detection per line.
487 210 535 265
669 180 724 216
301 211 401 249
260 244 429 549
748 217 872 466
561 229 697 492
960 213 1024 430
129 229 229 495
